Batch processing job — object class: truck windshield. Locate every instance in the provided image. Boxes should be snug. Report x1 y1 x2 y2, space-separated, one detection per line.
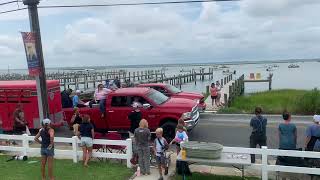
147 89 169 105
166 85 182 94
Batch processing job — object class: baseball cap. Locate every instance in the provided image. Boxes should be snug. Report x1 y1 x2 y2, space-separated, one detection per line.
314 115 320 123
42 118 51 125
76 90 81 93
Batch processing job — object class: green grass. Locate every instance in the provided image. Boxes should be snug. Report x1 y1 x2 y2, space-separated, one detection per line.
0 155 133 180
219 89 320 115
174 172 260 180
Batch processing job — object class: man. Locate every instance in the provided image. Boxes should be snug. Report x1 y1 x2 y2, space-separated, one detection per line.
250 107 267 163
73 90 86 108
114 76 121 88
61 89 73 108
128 103 142 135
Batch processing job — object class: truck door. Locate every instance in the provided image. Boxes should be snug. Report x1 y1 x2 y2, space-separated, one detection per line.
137 96 159 129
107 96 131 129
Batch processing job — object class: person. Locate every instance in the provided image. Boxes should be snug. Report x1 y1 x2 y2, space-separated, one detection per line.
61 89 73 108
128 103 142 135
177 116 187 132
134 119 151 175
305 115 320 152
154 128 169 180
70 107 82 136
114 76 121 88
250 107 267 163
78 114 94 167
93 84 112 117
132 96 143 107
216 81 222 107
210 83 218 108
278 111 297 150
13 105 27 135
170 124 188 154
73 90 85 108
34 119 55 180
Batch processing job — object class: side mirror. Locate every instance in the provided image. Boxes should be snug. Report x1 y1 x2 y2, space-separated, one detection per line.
143 103 152 109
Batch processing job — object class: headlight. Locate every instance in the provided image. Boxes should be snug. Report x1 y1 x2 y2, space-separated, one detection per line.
196 99 200 104
182 112 192 119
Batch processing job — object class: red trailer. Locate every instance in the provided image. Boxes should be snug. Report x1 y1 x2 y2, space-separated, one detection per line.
0 80 64 131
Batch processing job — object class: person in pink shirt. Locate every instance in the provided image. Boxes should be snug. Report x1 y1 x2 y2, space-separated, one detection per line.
94 84 112 117
210 83 218 108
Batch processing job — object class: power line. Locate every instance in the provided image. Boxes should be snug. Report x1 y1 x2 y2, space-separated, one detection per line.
0 7 26 14
0 0 18 6
37 0 240 9
0 0 239 15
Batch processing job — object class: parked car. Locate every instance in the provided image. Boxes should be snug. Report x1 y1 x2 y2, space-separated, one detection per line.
137 83 206 111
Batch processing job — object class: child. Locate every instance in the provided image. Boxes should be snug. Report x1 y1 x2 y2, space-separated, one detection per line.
170 124 188 154
154 128 169 180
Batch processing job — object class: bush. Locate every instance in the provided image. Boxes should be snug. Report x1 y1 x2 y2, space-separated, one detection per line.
296 88 320 115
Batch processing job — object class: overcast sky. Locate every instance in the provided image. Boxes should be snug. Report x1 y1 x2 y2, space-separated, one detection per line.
0 0 320 69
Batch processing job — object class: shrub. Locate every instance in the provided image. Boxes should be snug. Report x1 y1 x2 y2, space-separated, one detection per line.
296 88 320 115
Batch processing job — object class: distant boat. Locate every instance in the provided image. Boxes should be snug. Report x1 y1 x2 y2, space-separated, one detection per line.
288 64 300 68
266 67 274 72
220 65 229 69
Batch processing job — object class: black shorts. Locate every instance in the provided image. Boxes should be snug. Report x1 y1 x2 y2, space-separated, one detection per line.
156 154 166 165
211 96 217 100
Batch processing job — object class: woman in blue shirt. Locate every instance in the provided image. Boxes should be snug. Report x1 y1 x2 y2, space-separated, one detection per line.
305 115 320 151
278 111 297 150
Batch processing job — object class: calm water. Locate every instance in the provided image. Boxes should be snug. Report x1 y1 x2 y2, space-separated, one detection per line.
1 61 319 94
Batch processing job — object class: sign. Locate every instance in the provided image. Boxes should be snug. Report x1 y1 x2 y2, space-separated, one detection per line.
21 32 40 76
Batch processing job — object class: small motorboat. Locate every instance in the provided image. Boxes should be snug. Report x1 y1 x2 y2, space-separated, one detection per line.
288 64 300 68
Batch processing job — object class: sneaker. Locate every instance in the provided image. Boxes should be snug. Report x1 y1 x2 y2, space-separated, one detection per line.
158 177 163 180
164 167 168 175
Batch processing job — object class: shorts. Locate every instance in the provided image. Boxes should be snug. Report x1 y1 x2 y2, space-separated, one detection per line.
211 96 217 100
81 137 93 148
41 147 54 157
156 154 166 165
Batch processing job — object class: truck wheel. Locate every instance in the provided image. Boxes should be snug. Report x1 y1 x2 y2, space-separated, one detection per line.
161 122 177 142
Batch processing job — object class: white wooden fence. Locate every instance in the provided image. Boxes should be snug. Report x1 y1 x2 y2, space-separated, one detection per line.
0 134 133 168
223 146 320 180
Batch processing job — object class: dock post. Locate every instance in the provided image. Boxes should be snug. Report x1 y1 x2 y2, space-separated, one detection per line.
206 85 209 96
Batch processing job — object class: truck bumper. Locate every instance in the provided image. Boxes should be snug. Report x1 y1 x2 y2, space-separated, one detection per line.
184 111 200 131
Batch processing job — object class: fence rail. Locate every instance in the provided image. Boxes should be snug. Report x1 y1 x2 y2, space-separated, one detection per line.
0 134 133 168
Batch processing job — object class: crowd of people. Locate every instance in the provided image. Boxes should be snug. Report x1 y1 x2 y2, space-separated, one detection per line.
249 107 320 167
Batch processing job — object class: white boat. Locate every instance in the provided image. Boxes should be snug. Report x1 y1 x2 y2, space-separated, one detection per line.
288 64 300 68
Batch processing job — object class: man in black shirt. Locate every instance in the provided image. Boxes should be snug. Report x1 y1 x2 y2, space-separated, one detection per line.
128 103 142 135
61 89 73 108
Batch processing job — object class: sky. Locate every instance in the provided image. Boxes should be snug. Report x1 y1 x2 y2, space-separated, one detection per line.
0 0 320 69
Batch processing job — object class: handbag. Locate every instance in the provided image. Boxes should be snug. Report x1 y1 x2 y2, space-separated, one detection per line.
157 138 169 151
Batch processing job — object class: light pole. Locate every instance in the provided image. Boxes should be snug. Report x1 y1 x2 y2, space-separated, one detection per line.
23 0 49 121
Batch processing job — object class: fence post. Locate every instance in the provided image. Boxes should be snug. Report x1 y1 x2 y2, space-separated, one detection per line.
261 146 268 180
126 138 133 168
72 136 78 163
22 134 29 156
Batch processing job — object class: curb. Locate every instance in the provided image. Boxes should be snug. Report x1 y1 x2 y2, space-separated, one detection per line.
201 112 313 118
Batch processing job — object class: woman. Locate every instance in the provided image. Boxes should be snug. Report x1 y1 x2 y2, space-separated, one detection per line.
79 114 94 167
209 83 218 108
13 106 27 135
34 119 55 180
278 111 297 150
134 119 151 175
94 84 111 117
70 107 82 136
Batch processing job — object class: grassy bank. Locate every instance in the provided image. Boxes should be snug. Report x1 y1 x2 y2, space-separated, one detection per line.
174 172 259 180
0 155 133 180
219 89 320 115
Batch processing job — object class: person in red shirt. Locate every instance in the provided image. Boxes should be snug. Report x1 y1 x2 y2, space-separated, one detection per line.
210 83 218 108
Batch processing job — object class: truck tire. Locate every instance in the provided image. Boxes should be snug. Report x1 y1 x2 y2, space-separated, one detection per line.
161 121 177 142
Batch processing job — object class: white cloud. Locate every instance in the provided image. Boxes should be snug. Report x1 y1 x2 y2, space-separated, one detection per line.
1 0 320 68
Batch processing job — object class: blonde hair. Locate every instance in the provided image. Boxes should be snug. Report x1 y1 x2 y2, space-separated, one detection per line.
139 119 148 128
155 128 163 134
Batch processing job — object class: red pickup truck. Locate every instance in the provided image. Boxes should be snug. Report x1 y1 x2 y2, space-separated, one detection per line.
137 83 206 111
64 87 200 139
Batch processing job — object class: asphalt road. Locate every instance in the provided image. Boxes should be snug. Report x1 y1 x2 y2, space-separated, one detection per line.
189 113 314 149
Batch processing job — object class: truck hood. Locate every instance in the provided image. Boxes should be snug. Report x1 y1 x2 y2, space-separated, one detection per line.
160 97 197 110
172 92 204 100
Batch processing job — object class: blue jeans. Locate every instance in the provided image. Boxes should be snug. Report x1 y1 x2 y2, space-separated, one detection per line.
99 99 106 113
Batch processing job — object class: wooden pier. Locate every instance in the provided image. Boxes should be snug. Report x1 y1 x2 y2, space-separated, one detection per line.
0 68 217 91
244 73 273 91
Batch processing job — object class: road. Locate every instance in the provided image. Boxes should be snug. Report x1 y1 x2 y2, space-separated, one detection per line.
189 113 314 149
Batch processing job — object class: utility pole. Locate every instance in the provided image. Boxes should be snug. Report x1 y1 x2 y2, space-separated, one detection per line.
23 0 49 121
